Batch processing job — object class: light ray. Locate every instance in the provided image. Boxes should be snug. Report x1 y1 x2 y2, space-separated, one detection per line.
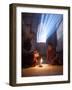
37 14 63 43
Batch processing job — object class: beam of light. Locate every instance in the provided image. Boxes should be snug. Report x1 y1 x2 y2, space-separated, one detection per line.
37 14 63 43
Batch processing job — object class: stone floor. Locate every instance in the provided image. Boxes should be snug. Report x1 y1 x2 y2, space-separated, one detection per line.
22 64 63 77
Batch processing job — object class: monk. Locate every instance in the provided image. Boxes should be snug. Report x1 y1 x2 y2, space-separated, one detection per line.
47 43 59 65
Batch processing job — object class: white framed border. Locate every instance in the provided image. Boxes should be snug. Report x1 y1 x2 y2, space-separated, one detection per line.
16 6 69 84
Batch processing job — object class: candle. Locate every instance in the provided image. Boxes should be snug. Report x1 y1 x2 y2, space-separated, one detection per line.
39 58 43 67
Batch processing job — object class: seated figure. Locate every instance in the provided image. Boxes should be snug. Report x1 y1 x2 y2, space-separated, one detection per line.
47 43 59 65
33 50 42 66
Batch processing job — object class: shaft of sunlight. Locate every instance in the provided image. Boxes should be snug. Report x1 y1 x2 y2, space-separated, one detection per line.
37 14 63 43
